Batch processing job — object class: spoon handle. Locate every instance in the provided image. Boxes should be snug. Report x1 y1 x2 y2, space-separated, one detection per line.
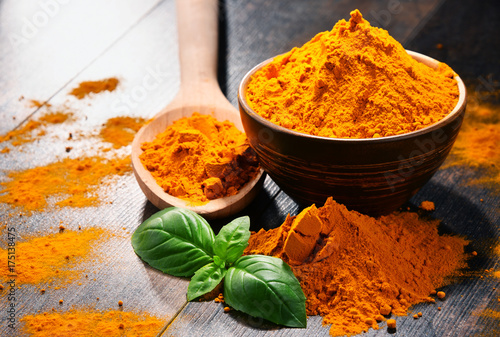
176 0 219 90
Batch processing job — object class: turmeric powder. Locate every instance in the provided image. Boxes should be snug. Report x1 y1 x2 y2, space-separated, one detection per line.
139 113 260 204
0 227 106 286
21 308 164 337
0 156 131 213
419 200 435 211
246 197 468 336
246 10 459 138
443 92 500 188
69 77 119 99
99 116 147 149
0 111 72 147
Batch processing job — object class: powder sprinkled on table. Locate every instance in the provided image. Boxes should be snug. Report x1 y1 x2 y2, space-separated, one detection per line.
0 111 73 147
21 309 164 337
444 92 500 188
69 77 119 99
99 116 147 149
139 113 260 204
246 9 458 138
0 227 107 286
246 198 468 336
0 156 131 213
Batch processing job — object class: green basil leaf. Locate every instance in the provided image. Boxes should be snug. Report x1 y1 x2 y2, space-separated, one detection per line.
187 262 227 301
224 255 307 328
131 207 215 277
213 255 226 268
214 216 250 264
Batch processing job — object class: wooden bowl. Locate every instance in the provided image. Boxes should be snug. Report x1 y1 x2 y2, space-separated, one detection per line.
238 50 466 216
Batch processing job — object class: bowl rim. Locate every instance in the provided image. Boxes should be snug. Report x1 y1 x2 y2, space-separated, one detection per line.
238 50 467 143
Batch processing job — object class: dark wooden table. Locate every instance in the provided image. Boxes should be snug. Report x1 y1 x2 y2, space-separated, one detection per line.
1 0 499 336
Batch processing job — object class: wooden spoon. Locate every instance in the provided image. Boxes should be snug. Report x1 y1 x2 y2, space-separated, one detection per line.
131 0 265 219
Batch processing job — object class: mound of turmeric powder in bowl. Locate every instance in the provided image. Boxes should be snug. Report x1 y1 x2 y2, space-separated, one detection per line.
245 9 459 138
139 113 260 205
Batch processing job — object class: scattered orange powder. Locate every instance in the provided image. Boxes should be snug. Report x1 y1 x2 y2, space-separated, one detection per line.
38 112 71 124
21 309 164 337
29 99 51 108
479 309 500 320
0 156 131 213
452 120 500 167
444 93 500 188
0 227 106 285
70 77 119 99
99 116 147 149
0 111 71 147
246 197 468 336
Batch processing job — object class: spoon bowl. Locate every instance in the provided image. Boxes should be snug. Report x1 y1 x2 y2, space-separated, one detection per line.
131 0 264 219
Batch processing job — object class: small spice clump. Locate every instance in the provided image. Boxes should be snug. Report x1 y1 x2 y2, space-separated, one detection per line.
419 200 435 211
70 77 119 99
21 309 164 337
139 113 260 204
246 197 468 336
386 319 397 329
246 10 459 138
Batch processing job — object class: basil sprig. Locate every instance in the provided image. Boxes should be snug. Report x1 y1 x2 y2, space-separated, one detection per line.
131 207 306 328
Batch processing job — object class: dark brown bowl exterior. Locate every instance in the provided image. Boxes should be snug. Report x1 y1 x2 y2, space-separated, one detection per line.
238 51 467 216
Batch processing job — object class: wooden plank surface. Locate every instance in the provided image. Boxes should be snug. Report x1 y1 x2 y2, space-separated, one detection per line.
0 1 186 336
0 0 161 134
0 0 498 336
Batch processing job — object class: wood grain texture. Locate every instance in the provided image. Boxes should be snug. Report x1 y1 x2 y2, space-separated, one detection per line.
0 0 498 336
0 1 186 336
0 0 162 134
